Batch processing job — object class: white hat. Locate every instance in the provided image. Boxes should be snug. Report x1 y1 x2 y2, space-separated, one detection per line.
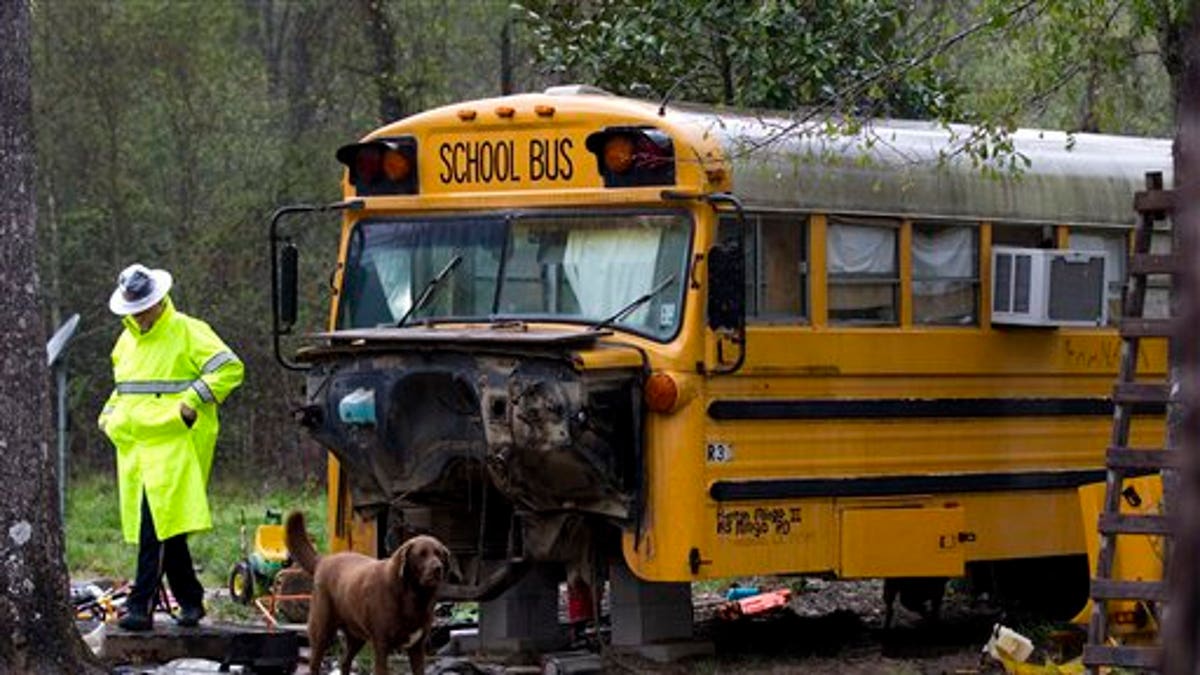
108 263 173 315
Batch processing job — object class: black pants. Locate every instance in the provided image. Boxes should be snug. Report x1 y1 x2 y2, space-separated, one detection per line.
127 494 205 615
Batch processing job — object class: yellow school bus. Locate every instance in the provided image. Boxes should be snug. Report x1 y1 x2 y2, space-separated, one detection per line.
271 87 1171 614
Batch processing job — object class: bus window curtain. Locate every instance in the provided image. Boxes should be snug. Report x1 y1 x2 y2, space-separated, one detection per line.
371 248 413 321
828 220 896 312
563 227 663 323
913 224 976 324
828 223 895 275
913 226 974 292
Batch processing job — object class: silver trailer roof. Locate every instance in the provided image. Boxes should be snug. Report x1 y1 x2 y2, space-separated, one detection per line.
676 109 1173 227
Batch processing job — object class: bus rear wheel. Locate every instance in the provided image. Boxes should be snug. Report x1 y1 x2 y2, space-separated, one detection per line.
967 554 1090 620
883 577 947 627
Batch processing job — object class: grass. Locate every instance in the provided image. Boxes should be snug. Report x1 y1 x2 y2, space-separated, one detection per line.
66 471 327 590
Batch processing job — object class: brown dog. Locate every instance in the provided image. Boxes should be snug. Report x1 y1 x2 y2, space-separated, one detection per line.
285 511 449 674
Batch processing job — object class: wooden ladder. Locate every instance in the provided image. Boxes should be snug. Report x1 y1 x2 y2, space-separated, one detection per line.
1083 171 1178 672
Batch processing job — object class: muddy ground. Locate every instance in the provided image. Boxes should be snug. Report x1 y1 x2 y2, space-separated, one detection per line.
96 577 1080 673
603 579 1026 675
431 578 1076 675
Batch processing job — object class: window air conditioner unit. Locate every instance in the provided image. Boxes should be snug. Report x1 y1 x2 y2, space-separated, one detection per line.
991 246 1108 327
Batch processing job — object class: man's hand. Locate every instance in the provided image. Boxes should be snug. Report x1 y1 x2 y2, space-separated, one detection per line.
180 403 197 428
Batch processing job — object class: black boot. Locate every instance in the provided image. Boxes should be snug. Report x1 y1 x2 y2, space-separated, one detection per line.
176 604 205 627
118 609 152 632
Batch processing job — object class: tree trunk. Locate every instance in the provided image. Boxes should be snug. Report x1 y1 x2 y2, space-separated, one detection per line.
0 1 105 672
713 31 734 106
1164 6 1200 674
500 15 514 95
358 0 404 123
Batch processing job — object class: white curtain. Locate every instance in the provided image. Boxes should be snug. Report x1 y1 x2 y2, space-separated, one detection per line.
827 224 895 275
563 227 662 323
913 226 974 294
371 249 412 321
913 226 973 278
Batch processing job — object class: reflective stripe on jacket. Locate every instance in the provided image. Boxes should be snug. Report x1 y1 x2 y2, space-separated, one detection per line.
98 297 244 543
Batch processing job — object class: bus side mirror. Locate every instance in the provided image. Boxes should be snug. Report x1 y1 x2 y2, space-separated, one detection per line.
706 242 745 331
278 243 299 332
270 200 359 372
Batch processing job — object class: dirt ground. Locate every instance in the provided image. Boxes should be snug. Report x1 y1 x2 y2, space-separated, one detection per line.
427 578 1066 675
93 577 1077 673
599 579 1066 675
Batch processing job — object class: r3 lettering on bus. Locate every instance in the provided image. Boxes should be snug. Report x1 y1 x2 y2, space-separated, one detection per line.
438 138 573 184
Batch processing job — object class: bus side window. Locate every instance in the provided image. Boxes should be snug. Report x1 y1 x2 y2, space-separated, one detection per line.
718 213 808 322
913 222 978 326
827 216 899 326
718 214 756 314
993 223 1054 248
1068 228 1128 325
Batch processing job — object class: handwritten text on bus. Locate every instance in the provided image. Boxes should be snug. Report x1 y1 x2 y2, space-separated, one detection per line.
438 138 574 185
716 506 802 538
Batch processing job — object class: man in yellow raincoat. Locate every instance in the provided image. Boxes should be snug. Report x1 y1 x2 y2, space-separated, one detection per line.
98 263 244 631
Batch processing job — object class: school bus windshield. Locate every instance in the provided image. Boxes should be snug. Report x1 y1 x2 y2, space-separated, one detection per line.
339 211 692 340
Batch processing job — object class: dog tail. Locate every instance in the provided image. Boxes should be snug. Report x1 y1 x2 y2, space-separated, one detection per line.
285 510 320 575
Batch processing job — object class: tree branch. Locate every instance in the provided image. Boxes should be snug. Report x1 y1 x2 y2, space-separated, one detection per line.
727 0 1042 158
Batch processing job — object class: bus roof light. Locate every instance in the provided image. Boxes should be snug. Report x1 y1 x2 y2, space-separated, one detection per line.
336 136 419 196
586 127 676 187
496 106 516 118
603 135 635 174
457 109 477 121
535 104 556 117
382 148 412 182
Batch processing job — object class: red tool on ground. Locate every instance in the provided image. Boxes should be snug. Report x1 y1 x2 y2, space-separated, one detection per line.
716 588 792 620
566 578 595 643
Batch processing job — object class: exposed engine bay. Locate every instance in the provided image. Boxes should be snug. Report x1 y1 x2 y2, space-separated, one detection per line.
296 327 644 599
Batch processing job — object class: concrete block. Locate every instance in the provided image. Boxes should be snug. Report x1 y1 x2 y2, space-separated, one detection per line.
478 563 567 654
609 560 694 647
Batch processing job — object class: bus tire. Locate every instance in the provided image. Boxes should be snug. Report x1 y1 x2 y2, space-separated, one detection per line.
967 554 1089 620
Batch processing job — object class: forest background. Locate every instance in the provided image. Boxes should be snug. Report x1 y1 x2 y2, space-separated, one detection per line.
34 0 1185 487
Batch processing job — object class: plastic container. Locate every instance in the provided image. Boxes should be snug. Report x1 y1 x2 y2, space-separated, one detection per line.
986 624 1035 663
338 387 377 426
726 586 761 601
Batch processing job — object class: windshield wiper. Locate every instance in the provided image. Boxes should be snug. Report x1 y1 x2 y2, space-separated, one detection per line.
396 254 463 327
588 274 676 332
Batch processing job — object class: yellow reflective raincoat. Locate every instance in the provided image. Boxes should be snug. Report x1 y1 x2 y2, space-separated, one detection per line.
99 297 244 543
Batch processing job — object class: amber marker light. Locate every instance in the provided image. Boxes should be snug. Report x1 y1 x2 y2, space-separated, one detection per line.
495 106 516 118
603 135 635 174
457 109 478 121
382 149 412 182
535 104 556 117
644 371 680 413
